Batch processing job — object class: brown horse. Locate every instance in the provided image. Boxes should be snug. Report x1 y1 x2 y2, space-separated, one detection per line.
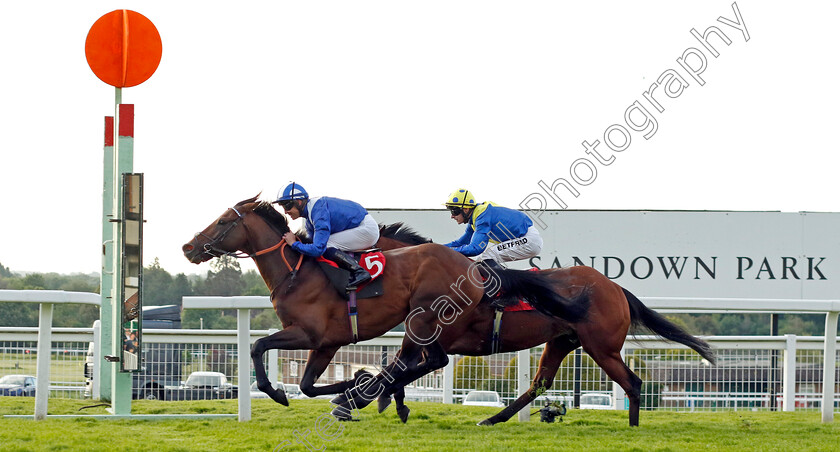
335 254 716 427
182 196 589 405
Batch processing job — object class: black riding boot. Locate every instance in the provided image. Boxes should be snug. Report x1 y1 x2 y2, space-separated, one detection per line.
479 259 504 271
323 248 372 291
479 259 507 310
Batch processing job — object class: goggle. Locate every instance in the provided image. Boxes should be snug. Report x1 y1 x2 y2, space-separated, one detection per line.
278 200 296 211
448 207 464 216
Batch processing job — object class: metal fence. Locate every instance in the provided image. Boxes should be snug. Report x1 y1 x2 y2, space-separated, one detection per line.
0 328 92 399
2 328 839 413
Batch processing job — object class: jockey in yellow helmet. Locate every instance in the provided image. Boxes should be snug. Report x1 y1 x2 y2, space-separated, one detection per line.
443 189 543 266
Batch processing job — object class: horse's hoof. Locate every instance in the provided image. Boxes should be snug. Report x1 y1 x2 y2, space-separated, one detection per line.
397 405 411 424
270 389 289 406
331 405 356 422
331 394 347 406
377 396 392 413
477 418 494 426
259 384 288 407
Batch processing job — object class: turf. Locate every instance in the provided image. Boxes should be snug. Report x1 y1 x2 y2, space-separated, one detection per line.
1 398 839 451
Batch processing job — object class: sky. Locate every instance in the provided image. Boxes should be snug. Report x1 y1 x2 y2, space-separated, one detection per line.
1 1 838 277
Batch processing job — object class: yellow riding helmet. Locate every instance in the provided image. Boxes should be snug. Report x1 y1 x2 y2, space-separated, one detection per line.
444 189 478 209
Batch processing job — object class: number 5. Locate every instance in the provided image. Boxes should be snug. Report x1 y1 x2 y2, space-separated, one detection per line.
364 255 384 278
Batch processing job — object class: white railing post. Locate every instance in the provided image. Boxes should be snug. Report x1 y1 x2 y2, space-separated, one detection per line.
782 334 796 412
237 308 251 422
268 328 279 385
92 320 101 399
517 348 530 421
822 311 838 423
34 302 54 420
442 355 454 404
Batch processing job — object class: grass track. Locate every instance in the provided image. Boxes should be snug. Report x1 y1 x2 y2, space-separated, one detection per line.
2 398 839 451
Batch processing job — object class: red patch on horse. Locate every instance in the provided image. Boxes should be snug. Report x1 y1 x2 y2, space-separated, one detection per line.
504 300 535 312
317 251 386 282
503 267 539 311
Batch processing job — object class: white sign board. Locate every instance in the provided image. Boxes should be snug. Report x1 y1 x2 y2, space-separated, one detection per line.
369 209 840 300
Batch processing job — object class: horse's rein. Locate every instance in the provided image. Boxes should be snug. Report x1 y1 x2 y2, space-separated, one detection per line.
196 206 303 275
255 240 303 275
250 231 304 295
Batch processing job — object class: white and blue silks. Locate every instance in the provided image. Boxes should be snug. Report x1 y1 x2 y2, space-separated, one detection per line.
290 196 379 257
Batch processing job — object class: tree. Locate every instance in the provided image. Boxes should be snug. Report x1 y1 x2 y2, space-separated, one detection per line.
0 269 99 327
199 256 244 296
0 303 38 327
251 309 283 330
454 356 489 390
242 270 269 296
169 273 194 309
143 258 175 306
54 304 99 327
181 308 236 329
503 354 540 381
0 261 14 278
21 273 46 290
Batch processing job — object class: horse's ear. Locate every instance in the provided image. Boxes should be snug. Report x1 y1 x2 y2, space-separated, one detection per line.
235 193 263 211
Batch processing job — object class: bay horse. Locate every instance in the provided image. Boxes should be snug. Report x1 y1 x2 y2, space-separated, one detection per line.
182 196 589 405
335 251 717 427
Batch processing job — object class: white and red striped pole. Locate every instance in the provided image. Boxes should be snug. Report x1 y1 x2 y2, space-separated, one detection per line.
109 102 134 415
99 115 115 402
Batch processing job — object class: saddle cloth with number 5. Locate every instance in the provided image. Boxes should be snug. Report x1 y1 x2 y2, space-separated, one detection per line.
316 250 386 299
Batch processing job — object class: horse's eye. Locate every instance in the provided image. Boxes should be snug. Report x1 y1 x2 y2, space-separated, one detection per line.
217 219 227 226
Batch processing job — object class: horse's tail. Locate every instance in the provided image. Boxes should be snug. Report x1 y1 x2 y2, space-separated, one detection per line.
494 268 590 323
623 288 716 365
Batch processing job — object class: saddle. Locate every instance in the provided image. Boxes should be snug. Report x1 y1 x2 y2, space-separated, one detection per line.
475 262 537 311
317 250 386 299
476 263 537 354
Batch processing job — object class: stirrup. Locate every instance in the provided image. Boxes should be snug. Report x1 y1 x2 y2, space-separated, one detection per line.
487 297 507 311
346 271 371 292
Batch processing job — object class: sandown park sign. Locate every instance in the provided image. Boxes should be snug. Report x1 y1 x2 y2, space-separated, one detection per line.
368 209 839 300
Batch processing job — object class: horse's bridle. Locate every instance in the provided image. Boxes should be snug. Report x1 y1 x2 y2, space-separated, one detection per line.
193 206 303 276
194 207 250 259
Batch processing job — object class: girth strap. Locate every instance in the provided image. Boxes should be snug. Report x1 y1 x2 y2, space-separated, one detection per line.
347 290 360 344
491 309 503 354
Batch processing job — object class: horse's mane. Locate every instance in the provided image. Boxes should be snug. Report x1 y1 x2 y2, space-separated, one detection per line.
236 196 291 237
378 222 432 245
253 202 292 236
234 196 429 246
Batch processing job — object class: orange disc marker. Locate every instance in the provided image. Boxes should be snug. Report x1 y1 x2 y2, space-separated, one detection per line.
85 10 162 88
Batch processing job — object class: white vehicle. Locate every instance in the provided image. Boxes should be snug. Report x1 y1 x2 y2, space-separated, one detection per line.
250 381 285 399
283 383 303 399
181 371 234 390
579 392 613 410
462 390 504 407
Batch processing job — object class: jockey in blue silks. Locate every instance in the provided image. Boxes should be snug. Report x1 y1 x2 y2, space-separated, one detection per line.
443 188 543 267
275 182 380 291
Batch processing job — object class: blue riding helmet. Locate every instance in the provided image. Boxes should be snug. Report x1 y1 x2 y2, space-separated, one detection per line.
276 182 309 203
